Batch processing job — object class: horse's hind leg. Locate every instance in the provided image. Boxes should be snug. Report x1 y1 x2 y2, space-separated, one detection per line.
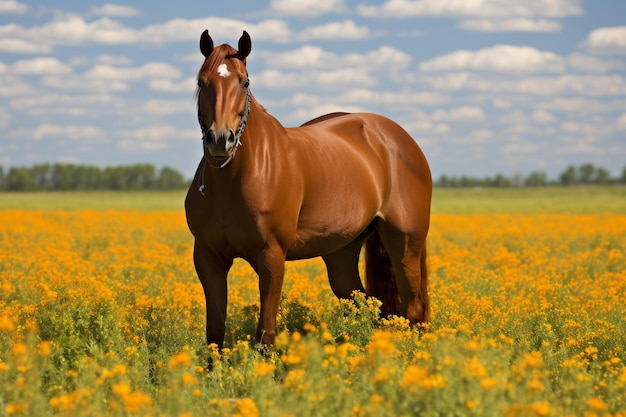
377 224 429 323
322 238 367 299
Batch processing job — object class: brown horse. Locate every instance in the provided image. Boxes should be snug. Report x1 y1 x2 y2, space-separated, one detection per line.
185 30 432 348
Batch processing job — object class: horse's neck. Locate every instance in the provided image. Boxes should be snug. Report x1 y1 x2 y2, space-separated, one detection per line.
244 99 286 143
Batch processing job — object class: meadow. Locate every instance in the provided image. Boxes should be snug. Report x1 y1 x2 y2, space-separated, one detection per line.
0 188 625 416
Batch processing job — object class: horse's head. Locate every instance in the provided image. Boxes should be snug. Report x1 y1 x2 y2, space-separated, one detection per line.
196 30 252 160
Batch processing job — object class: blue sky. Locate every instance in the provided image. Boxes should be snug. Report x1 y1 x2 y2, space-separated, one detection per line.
1 0 625 180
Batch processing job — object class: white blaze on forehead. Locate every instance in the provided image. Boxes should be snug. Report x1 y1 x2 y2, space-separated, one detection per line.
217 63 231 78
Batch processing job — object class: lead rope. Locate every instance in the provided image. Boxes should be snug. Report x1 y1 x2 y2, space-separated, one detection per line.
197 87 251 195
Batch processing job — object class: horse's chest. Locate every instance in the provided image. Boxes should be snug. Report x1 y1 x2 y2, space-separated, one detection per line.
192 205 262 253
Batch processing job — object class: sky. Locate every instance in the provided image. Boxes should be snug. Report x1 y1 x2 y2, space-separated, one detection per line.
1 0 625 180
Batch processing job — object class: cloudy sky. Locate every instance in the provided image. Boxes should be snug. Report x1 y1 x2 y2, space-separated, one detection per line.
1 0 625 180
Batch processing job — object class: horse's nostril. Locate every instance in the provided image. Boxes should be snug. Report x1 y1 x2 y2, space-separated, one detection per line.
208 130 216 143
227 131 235 143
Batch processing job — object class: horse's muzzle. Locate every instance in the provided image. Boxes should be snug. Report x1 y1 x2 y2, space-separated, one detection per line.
205 129 236 158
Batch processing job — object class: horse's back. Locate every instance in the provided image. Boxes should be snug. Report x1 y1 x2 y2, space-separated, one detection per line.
295 112 430 182
290 112 431 237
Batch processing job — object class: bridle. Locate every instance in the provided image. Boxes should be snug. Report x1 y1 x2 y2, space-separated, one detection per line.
197 81 251 195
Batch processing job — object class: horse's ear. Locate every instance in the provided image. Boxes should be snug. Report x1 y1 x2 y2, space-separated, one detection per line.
200 30 214 58
237 31 251 61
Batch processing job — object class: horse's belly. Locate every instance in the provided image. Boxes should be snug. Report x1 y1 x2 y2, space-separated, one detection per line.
286 223 370 260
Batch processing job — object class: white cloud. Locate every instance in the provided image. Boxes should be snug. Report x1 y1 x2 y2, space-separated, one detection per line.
432 106 485 122
120 125 194 140
337 89 447 106
537 97 626 114
256 45 412 91
344 46 412 70
560 121 598 136
117 125 197 150
255 69 303 89
95 54 133 66
149 77 196 93
139 17 292 44
314 69 376 86
258 46 337 69
261 45 411 72
357 0 583 19
84 62 181 82
255 68 376 90
532 110 556 123
502 143 539 154
10 93 122 111
0 16 291 51
460 129 493 143
568 52 625 73
0 0 27 13
580 26 626 55
458 18 561 32
270 0 345 16
419 45 565 73
90 3 141 17
17 124 105 140
41 76 130 93
136 99 196 115
421 73 626 96
297 20 372 41
0 75 32 96
617 113 626 130
18 17 139 46
11 57 72 75
0 38 52 54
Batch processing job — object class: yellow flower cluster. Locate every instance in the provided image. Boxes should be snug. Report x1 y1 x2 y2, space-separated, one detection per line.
0 210 625 416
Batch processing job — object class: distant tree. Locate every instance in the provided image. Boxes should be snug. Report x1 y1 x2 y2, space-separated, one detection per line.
6 167 37 191
52 164 78 190
622 166 626 184
30 163 51 190
493 173 512 187
0 166 4 190
459 176 479 188
524 171 547 187
595 167 611 185
578 163 596 184
156 166 186 189
559 165 578 186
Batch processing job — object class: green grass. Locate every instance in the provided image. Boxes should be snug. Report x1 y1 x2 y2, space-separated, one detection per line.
432 186 626 214
1 187 624 214
0 190 187 211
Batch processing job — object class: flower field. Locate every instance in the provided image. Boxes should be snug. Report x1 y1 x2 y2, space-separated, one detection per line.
1 193 625 416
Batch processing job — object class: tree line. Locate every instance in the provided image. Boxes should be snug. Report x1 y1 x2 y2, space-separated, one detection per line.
1 162 624 191
0 163 188 191
436 163 626 188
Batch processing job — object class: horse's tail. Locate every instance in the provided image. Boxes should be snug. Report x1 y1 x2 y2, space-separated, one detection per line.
365 230 400 317
365 231 430 321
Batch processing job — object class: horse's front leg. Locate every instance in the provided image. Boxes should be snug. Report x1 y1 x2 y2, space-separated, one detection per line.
193 241 232 350
254 245 286 346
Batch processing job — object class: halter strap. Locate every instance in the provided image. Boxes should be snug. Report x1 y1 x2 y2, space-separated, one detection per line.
197 86 251 195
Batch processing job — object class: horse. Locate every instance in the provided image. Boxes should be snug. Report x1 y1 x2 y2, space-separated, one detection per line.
185 30 432 348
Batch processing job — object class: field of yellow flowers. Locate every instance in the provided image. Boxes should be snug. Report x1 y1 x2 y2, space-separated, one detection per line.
1 191 625 416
